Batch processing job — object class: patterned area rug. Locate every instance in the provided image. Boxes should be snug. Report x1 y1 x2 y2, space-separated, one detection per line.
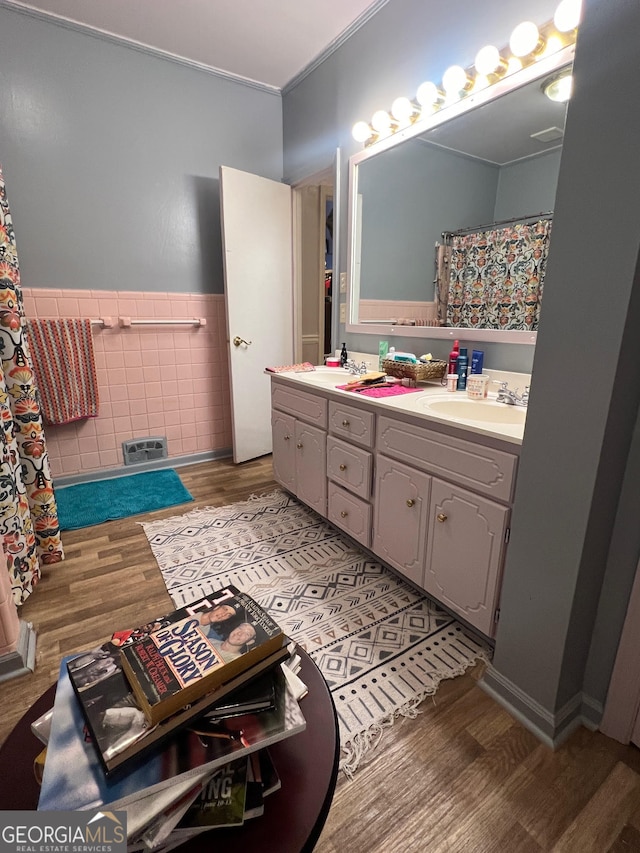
141 489 490 776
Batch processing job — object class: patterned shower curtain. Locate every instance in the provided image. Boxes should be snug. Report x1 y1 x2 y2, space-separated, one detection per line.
0 165 64 605
443 219 552 331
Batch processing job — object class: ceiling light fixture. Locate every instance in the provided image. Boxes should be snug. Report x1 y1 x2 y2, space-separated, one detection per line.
542 67 573 102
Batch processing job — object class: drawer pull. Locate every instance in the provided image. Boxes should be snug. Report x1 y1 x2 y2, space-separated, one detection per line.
339 463 347 471
340 510 348 518
437 513 448 522
283 435 290 441
406 499 415 508
342 419 350 427
296 442 303 449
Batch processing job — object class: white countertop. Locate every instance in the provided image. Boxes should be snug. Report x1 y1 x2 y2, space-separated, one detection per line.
269 366 529 446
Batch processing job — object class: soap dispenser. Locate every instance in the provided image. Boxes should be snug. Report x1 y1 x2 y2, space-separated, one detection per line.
340 342 348 367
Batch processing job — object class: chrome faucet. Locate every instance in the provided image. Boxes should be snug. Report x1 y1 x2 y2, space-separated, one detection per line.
344 359 369 375
495 381 530 407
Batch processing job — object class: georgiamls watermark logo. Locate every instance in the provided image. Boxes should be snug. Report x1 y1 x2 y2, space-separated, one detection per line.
0 811 127 853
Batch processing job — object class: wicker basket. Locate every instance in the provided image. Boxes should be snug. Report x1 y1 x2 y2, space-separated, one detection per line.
382 358 447 383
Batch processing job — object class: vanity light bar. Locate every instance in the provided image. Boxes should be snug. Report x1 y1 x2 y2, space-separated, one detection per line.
351 0 582 146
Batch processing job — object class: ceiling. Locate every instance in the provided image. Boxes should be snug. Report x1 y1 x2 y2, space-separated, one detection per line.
421 68 570 165
4 0 385 90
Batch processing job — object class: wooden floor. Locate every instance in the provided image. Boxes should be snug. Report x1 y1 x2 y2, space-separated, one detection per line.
4 457 640 852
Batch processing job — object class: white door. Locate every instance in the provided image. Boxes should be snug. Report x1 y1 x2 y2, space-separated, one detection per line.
220 166 294 463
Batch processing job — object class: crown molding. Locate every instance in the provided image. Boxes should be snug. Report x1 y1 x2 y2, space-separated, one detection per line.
282 0 391 96
0 0 282 95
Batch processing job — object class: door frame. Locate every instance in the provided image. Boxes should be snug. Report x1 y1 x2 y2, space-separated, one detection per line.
292 155 339 364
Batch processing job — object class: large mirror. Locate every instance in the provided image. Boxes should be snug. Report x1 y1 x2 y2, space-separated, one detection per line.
346 45 575 344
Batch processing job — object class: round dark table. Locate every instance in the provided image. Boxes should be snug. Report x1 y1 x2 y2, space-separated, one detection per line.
0 648 339 853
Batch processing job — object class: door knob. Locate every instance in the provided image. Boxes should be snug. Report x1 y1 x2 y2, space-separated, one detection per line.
437 513 448 522
233 336 252 347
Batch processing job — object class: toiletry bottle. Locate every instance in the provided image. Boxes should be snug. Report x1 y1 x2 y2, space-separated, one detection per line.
471 349 484 374
379 340 389 370
448 339 460 376
340 342 348 367
456 347 469 390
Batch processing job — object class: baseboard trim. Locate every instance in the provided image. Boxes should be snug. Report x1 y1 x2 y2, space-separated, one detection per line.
53 448 233 488
480 664 586 748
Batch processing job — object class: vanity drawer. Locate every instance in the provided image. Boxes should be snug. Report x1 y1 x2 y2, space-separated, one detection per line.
326 436 372 499
271 383 327 428
328 400 375 448
377 415 517 503
327 482 371 548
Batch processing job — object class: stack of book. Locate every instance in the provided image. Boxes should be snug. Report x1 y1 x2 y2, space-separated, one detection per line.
34 585 308 851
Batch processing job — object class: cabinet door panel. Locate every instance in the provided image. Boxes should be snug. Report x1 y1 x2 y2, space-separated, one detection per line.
271 411 296 492
373 455 430 587
426 479 509 637
295 421 327 516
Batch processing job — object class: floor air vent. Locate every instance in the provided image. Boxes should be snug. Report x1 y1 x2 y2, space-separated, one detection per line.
122 436 168 465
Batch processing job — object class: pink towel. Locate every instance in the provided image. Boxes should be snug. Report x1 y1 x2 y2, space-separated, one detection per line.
27 319 99 424
337 383 424 397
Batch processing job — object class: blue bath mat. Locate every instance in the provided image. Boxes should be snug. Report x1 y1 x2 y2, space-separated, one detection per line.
55 469 194 530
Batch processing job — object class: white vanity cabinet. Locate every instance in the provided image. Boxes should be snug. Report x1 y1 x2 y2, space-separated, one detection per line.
375 415 517 636
271 383 327 516
269 375 520 638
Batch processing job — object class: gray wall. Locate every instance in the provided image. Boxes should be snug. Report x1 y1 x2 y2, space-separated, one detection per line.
0 6 283 294
359 143 498 301
284 0 640 739
358 141 560 303
494 148 562 220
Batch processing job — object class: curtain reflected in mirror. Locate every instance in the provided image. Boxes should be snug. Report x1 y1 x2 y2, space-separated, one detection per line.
436 216 552 331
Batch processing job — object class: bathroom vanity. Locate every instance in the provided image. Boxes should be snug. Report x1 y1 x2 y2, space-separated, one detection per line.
270 368 526 639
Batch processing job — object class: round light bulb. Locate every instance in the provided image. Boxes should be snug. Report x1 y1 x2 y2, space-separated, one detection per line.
554 0 582 32
473 75 490 92
442 65 470 95
391 96 415 123
509 21 541 57
506 56 523 75
416 81 440 107
352 121 372 143
371 110 392 133
475 45 502 76
542 35 564 58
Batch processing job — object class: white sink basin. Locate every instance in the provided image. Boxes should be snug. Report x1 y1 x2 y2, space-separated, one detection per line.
285 367 348 388
418 395 527 425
